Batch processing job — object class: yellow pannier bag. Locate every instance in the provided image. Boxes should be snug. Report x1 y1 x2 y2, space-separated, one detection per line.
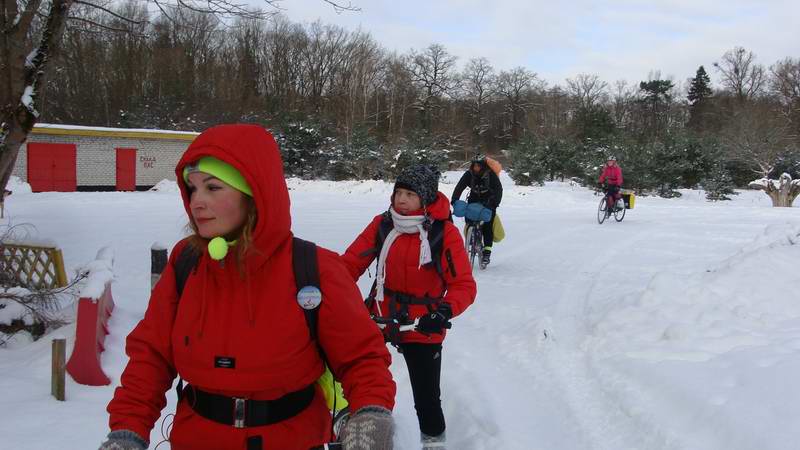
621 189 635 209
492 213 505 242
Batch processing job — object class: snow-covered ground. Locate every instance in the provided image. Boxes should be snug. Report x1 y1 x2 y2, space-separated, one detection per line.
1 173 799 450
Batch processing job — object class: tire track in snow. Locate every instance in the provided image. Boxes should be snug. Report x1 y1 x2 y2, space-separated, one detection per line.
538 227 682 450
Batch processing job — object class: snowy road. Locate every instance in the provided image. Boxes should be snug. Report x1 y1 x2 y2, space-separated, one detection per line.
1 175 799 449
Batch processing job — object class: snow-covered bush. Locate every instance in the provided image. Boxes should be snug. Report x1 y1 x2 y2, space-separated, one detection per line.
276 122 334 179
703 163 738 201
506 136 547 186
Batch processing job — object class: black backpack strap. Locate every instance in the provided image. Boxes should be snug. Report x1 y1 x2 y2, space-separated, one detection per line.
358 212 393 258
428 220 445 258
426 219 456 293
172 244 201 403
363 214 393 306
377 212 392 244
292 237 322 342
174 244 201 298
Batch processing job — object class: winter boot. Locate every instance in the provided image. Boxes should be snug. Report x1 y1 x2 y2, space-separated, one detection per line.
421 431 446 449
480 248 491 269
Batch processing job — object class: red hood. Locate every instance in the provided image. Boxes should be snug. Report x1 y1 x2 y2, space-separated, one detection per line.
426 192 452 220
176 124 291 264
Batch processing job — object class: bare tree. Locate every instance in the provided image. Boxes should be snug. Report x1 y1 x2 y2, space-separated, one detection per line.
611 79 636 131
382 54 414 138
720 99 792 186
259 15 307 112
770 57 800 137
537 85 570 138
713 46 766 102
496 67 538 144
566 73 608 110
0 0 358 194
407 43 457 133
332 29 384 141
460 57 496 144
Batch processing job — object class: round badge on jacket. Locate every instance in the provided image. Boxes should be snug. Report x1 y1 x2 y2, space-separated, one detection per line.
297 286 322 310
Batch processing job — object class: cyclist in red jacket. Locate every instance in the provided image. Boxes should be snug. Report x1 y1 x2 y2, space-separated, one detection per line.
598 156 624 214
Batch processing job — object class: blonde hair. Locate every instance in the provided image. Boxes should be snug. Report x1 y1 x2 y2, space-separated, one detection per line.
186 196 259 273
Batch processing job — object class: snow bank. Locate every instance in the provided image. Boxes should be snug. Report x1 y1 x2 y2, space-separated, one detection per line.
589 223 800 362
286 177 395 196
149 179 180 193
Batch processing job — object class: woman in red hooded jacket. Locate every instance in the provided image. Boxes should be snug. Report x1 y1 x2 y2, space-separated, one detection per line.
100 124 395 450
341 164 477 448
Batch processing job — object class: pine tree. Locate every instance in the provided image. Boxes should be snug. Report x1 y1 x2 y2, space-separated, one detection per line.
687 66 713 131
638 79 674 140
688 66 713 105
703 162 738 201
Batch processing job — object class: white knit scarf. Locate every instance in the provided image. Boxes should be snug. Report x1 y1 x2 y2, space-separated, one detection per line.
374 207 433 307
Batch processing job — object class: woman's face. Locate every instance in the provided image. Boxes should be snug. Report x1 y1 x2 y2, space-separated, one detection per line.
187 172 249 239
607 160 616 167
393 188 423 215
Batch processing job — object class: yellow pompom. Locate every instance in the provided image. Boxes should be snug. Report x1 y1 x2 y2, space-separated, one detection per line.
208 236 229 260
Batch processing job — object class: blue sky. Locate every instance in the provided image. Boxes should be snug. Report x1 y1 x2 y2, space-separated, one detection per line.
270 0 799 88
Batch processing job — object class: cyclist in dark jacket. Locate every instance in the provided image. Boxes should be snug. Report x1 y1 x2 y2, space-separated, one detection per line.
450 155 503 267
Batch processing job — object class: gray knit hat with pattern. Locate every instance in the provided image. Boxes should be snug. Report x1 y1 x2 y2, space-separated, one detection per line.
394 164 440 206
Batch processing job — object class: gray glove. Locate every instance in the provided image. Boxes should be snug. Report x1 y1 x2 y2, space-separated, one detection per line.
339 406 393 450
98 430 148 450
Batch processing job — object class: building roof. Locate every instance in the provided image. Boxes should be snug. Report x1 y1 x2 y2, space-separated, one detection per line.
31 123 200 141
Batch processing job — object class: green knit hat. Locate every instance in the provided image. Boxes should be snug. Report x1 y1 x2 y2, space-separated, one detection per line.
183 156 252 196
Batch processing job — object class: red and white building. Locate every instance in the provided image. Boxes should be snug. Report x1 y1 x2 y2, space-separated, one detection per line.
13 124 198 192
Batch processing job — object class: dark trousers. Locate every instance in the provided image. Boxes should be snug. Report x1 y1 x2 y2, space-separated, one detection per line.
482 209 496 249
399 343 445 437
605 185 621 209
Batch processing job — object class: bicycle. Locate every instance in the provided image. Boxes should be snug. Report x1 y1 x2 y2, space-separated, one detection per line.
453 200 491 270
597 186 626 224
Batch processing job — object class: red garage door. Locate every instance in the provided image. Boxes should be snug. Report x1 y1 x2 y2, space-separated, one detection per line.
27 143 77 192
115 148 137 191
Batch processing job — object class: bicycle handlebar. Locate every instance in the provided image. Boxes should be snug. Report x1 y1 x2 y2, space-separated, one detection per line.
371 315 419 331
310 444 342 450
371 315 452 331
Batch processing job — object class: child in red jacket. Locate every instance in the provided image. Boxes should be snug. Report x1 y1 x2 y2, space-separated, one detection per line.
341 164 477 448
100 125 395 450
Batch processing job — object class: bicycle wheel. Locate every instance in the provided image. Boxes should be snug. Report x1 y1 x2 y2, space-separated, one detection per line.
597 197 607 224
465 225 477 269
614 199 626 222
474 228 485 270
